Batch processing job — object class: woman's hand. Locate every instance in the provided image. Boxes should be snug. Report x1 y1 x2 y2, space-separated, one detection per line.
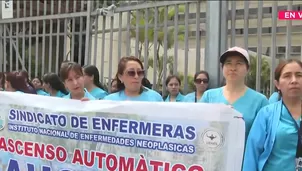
80 98 90 101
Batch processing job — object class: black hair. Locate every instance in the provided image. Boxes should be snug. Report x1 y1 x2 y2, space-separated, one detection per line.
43 73 68 95
142 77 152 89
83 65 106 90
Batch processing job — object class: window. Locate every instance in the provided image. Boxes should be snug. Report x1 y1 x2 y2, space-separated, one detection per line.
236 9 244 15
248 47 257 52
263 7 272 14
262 27 272 34
276 54 285 59
248 28 257 34
200 12 206 18
235 28 244 35
277 6 287 11
277 47 286 54
189 13 196 19
250 8 258 15
178 14 185 20
290 4 302 10
291 46 301 54
276 26 286 33
292 25 302 33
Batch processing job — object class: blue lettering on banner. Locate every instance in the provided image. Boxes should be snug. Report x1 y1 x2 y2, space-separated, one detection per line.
78 132 136 147
8 109 67 128
70 115 89 129
8 123 69 139
7 159 73 171
136 139 195 154
91 117 196 141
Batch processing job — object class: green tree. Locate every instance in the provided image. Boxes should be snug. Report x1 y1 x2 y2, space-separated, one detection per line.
178 72 195 93
246 54 271 96
130 5 188 89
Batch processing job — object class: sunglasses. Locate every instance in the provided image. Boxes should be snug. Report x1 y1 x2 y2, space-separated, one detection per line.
126 70 145 77
195 78 209 84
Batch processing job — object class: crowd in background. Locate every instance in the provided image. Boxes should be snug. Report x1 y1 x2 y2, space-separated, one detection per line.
0 56 209 102
0 46 302 171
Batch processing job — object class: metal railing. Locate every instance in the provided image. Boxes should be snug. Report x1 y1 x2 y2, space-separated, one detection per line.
0 1 300 96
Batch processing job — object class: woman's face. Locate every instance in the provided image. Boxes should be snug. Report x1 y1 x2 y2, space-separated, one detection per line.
275 62 302 98
167 77 180 96
83 70 93 87
194 73 209 92
64 69 84 94
222 56 248 82
32 78 42 89
118 61 144 92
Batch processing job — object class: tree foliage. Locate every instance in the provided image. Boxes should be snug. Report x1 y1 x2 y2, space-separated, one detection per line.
130 5 189 90
246 54 271 96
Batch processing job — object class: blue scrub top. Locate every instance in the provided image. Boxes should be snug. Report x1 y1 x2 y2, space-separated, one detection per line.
183 92 202 102
55 91 67 98
262 104 300 171
200 87 269 139
89 87 108 99
104 88 163 102
36 89 49 96
243 101 302 171
269 92 280 104
164 93 185 102
63 89 96 100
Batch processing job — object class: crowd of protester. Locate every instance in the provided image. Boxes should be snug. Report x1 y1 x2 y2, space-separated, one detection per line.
0 46 302 171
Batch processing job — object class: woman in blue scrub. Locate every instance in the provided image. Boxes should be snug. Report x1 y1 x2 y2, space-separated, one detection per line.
83 65 108 99
60 61 95 100
243 59 302 171
4 71 32 93
43 73 68 98
184 71 209 102
104 56 163 102
164 75 184 102
31 77 49 96
268 91 280 103
200 46 269 139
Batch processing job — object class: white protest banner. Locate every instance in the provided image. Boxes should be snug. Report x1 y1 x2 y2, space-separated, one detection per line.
0 92 245 171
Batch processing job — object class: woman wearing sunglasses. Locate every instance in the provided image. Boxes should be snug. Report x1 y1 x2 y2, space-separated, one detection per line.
104 56 163 101
60 61 96 100
164 75 184 102
200 47 268 140
184 71 209 102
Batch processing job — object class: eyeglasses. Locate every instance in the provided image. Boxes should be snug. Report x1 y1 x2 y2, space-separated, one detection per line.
126 70 145 77
195 78 209 84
